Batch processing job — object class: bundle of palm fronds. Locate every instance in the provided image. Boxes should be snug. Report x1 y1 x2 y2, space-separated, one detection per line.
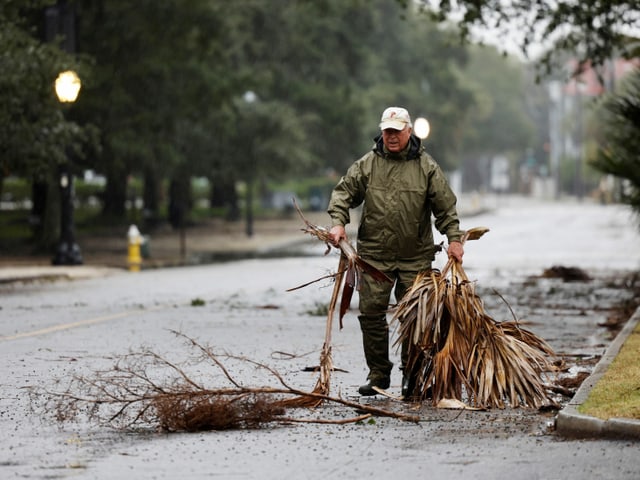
393 227 558 408
284 202 391 407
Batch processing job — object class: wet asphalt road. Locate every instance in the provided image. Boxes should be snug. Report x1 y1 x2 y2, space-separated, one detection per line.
1 198 639 479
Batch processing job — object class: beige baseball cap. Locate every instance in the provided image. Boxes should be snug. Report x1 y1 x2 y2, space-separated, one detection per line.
379 107 412 130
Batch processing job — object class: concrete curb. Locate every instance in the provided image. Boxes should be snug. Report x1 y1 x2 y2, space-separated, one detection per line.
0 265 124 284
0 238 315 284
556 305 640 440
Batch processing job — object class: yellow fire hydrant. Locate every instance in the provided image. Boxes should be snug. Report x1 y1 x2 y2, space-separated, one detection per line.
127 224 142 272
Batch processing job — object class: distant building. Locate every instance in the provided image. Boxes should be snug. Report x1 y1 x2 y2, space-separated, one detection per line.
546 58 639 198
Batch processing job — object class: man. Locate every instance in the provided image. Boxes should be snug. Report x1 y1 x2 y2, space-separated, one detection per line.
327 106 464 397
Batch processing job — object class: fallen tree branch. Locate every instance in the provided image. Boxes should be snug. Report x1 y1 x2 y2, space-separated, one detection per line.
34 332 419 432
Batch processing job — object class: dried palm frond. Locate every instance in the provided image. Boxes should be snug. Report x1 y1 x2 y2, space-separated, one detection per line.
284 202 392 406
281 253 347 407
392 227 558 409
291 200 391 326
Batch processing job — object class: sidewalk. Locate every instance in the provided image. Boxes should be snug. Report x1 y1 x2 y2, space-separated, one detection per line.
0 194 491 276
2 200 639 440
0 211 331 281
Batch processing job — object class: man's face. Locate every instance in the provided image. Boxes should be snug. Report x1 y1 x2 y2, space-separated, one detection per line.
382 126 412 153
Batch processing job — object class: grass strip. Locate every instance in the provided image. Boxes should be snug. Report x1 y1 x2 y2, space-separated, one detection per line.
579 321 640 420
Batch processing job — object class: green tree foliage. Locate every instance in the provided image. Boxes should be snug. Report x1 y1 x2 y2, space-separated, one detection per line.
70 0 478 220
72 0 232 218
460 47 534 154
360 1 475 171
591 68 640 216
224 0 374 173
0 0 92 181
3 0 533 242
217 0 475 173
413 0 640 78
0 0 98 248
456 46 535 190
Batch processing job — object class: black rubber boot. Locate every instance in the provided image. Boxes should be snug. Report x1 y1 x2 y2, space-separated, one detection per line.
358 378 391 396
358 314 393 393
401 372 415 399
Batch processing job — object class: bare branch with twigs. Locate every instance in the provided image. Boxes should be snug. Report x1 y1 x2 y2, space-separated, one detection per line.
33 332 419 432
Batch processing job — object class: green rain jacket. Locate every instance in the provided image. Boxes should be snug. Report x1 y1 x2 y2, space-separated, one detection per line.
328 134 463 269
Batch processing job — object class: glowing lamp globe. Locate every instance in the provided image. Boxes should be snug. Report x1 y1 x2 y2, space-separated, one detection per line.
55 71 81 103
414 117 430 140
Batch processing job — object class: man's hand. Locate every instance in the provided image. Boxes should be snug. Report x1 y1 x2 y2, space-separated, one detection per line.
448 241 464 263
329 225 347 246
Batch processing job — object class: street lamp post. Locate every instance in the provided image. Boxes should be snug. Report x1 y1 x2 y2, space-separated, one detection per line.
575 82 585 201
243 91 258 237
52 70 83 265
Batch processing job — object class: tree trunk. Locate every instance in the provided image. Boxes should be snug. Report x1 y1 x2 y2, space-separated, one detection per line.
210 175 239 221
30 177 48 242
143 167 161 228
102 165 128 219
168 172 191 230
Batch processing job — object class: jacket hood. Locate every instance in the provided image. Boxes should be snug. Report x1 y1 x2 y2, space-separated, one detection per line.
373 133 422 160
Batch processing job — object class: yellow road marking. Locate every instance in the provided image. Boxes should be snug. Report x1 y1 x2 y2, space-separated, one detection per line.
0 305 167 341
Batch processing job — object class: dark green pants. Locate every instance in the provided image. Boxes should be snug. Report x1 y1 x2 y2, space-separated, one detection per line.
358 267 418 384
